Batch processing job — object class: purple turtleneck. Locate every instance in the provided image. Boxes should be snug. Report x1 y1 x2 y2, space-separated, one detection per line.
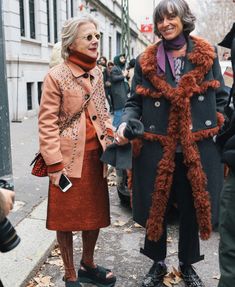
163 33 186 50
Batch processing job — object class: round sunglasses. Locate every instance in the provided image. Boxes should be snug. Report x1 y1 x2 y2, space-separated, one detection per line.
80 33 101 41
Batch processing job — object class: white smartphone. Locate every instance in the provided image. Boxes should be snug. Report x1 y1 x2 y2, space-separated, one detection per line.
58 174 72 192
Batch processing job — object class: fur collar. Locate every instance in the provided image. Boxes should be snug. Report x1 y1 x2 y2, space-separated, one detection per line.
140 36 216 85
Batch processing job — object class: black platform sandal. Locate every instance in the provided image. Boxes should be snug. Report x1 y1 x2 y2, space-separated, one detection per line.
78 260 116 287
63 276 82 287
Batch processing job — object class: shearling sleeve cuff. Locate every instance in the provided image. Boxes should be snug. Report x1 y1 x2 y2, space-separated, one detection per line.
47 162 64 173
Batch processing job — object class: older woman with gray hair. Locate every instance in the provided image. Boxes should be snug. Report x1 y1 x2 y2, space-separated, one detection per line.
115 0 228 286
39 16 116 287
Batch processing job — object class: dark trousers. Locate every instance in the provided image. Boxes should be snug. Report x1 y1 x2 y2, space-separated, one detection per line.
141 153 204 265
0 280 4 287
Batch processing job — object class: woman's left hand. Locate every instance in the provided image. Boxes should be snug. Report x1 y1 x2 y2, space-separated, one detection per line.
115 122 129 145
48 168 67 186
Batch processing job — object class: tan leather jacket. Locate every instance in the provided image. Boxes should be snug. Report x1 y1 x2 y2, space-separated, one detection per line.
39 61 113 178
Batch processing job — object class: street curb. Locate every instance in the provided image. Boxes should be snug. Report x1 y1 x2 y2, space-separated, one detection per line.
0 199 56 287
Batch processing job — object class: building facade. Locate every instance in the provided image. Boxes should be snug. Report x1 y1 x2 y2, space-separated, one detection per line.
2 0 150 120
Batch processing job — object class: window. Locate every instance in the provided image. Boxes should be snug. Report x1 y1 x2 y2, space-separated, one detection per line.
29 0 36 39
70 0 74 17
19 0 25 36
47 0 58 43
27 83 33 110
53 0 58 43
100 32 104 56
37 82 43 105
116 32 121 55
66 0 74 19
109 36 112 60
47 0 51 42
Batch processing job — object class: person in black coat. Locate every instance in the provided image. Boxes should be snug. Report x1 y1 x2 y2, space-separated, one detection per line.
104 61 114 114
0 187 15 287
217 21 235 287
110 54 129 128
115 0 229 286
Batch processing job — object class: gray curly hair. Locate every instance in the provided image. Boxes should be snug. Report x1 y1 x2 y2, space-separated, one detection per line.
153 0 196 37
61 16 98 60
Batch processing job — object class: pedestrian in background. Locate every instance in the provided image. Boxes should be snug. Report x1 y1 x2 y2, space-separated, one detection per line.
115 0 228 286
104 61 114 114
98 56 114 114
49 41 63 68
39 16 116 287
127 58 136 89
110 54 129 128
222 51 231 61
217 21 235 287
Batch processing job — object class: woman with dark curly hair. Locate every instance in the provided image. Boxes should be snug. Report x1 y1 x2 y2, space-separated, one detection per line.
115 0 228 286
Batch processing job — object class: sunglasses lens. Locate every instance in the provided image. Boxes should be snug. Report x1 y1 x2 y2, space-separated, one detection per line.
87 34 93 41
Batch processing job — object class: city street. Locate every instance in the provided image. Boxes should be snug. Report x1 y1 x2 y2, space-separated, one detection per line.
0 117 221 287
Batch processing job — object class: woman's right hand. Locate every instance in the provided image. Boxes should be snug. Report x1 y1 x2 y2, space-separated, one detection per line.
48 168 67 186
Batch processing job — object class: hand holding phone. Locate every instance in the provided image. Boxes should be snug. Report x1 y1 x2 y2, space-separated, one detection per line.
58 174 72 192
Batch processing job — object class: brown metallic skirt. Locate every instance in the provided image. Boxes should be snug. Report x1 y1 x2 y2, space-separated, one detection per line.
46 149 110 231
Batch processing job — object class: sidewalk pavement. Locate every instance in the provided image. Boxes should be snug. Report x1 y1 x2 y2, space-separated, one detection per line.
24 186 222 287
0 199 56 287
0 116 221 287
0 116 55 287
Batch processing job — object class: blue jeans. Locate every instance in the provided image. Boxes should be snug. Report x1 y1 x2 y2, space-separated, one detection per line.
112 109 123 128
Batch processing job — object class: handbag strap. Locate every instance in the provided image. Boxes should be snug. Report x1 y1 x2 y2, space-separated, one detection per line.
59 94 91 134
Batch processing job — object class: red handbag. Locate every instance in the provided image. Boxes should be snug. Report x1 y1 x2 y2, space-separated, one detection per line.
30 152 47 177
30 94 91 177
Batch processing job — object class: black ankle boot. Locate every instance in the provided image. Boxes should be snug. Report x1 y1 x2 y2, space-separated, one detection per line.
141 262 167 287
180 264 205 287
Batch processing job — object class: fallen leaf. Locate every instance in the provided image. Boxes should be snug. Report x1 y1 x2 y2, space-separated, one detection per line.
48 258 63 267
108 180 117 186
172 266 182 278
26 282 35 287
213 274 220 280
167 236 173 243
133 223 142 228
33 275 54 286
123 227 132 233
50 247 61 257
163 276 173 287
113 220 127 227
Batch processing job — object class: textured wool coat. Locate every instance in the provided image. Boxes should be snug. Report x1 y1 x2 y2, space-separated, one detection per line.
121 36 229 241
